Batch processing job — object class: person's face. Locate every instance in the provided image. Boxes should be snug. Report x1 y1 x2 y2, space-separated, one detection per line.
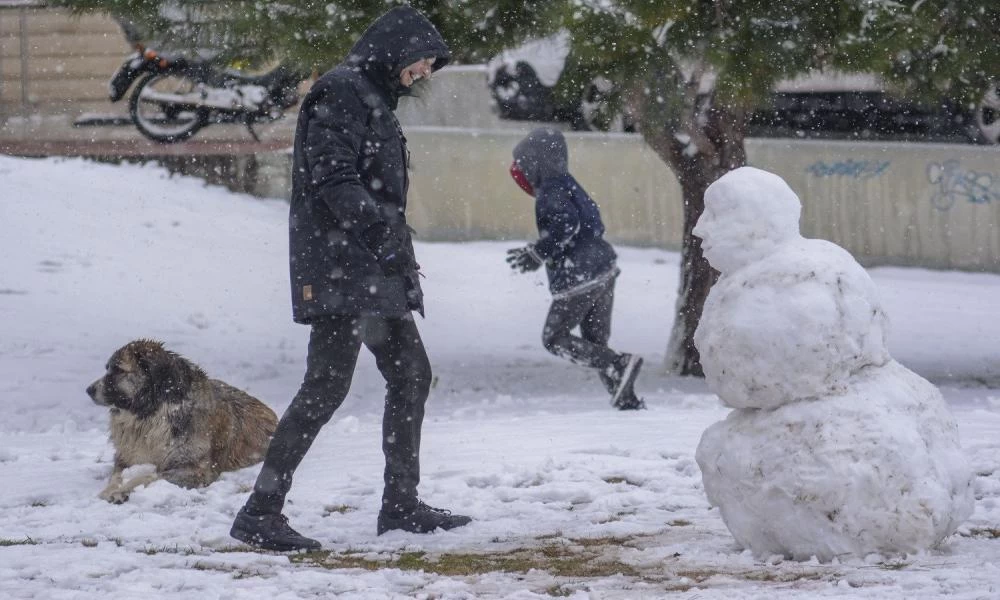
399 57 436 87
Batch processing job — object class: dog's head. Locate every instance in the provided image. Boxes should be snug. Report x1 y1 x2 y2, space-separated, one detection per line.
86 340 205 418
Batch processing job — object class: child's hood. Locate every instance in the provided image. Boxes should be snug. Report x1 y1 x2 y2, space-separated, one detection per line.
512 127 569 188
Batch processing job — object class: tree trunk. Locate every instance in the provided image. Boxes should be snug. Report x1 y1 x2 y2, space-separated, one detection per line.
639 90 747 376
664 171 716 376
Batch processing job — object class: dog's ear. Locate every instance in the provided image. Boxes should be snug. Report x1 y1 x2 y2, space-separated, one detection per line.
133 342 199 408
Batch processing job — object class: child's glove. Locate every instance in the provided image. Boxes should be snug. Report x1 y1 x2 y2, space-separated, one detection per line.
506 245 543 273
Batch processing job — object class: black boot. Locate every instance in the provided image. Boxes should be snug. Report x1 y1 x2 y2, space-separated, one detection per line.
230 507 321 552
377 501 472 535
614 388 647 411
605 353 643 407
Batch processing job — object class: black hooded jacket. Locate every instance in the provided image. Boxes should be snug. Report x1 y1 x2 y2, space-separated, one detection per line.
288 7 450 323
512 128 618 297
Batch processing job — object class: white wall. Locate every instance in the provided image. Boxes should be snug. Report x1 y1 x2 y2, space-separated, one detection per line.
398 130 1000 272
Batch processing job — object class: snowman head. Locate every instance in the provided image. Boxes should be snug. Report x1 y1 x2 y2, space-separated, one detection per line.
694 167 802 274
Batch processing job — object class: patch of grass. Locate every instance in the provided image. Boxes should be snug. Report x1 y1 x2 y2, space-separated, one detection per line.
230 568 273 580
570 536 632 549
962 527 1000 539
216 531 848 596
396 551 428 569
668 519 692 527
322 504 355 516
876 560 910 571
742 570 797 582
673 567 830 584
0 537 37 546
602 476 640 487
545 584 573 597
276 532 842 590
213 545 259 553
139 544 197 556
293 543 638 578
514 476 546 488
30 501 47 508
598 510 639 524
187 561 269 580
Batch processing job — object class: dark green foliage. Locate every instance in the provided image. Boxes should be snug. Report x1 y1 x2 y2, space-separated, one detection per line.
847 1 999 108
54 1 559 71
55 1 996 125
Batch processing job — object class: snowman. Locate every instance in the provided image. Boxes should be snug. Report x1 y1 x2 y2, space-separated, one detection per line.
693 167 973 561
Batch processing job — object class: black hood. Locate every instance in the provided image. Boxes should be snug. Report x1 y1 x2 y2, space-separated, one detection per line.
512 127 569 189
345 6 451 107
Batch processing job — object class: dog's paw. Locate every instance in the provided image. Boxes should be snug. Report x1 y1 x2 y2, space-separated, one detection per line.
98 488 129 504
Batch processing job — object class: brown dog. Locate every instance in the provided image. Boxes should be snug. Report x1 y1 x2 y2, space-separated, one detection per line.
87 340 278 503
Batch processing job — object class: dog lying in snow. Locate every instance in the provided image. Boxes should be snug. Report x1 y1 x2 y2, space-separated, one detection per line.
86 339 277 503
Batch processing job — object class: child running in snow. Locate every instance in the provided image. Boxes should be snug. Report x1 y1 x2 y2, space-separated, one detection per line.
507 127 644 410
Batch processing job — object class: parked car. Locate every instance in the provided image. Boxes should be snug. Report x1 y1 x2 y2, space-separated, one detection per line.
486 33 999 144
486 32 633 132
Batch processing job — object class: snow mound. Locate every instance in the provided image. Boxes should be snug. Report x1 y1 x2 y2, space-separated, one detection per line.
696 237 890 410
693 167 974 560
697 360 973 560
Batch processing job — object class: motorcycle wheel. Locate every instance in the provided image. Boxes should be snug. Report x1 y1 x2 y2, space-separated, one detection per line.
129 72 208 143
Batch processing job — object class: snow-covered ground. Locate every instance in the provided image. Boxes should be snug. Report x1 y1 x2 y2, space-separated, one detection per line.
1 155 998 599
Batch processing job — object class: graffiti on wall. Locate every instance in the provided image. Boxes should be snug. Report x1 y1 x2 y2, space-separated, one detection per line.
926 160 1000 211
805 159 891 179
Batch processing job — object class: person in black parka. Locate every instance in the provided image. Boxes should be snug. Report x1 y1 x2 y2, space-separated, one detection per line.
231 6 470 552
507 127 645 410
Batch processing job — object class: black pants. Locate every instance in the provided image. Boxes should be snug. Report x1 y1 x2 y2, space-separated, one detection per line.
246 314 431 515
542 278 620 393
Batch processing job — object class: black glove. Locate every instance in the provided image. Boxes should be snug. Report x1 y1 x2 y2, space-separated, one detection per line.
362 222 414 277
405 271 425 317
506 245 543 273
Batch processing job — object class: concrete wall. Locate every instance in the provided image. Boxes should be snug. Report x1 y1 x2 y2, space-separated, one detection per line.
402 129 681 247
752 139 1000 271
393 132 1000 272
253 130 1000 272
